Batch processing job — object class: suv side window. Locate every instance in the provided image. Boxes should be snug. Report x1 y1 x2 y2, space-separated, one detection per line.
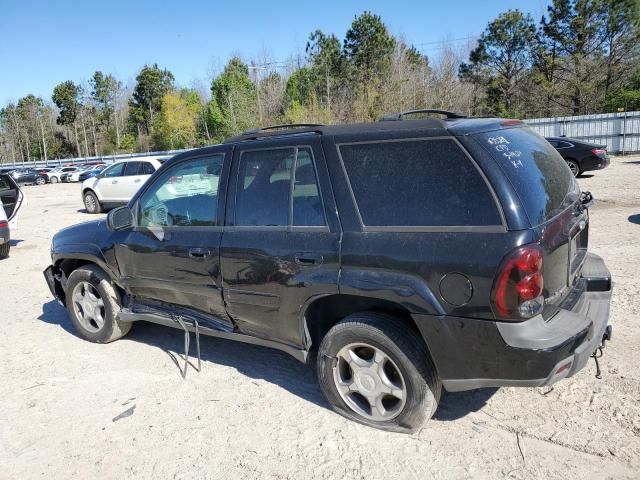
293 148 325 226
102 163 125 178
236 148 294 226
236 147 326 227
0 175 10 191
141 162 156 175
138 155 223 227
124 161 143 176
338 138 501 227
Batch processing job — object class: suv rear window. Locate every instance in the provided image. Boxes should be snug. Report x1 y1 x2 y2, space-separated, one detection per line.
473 128 579 226
338 139 501 227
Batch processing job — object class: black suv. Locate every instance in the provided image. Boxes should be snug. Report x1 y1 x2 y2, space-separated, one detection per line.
44 111 612 432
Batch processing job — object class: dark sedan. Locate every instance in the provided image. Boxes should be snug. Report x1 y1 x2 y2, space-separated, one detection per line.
10 168 48 185
546 137 610 177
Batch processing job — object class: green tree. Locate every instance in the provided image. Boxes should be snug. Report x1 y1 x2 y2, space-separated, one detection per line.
306 30 345 111
52 80 80 126
208 57 258 138
52 80 83 155
599 0 640 97
155 89 200 149
541 0 607 114
342 12 396 119
343 12 396 85
129 64 175 135
460 10 537 116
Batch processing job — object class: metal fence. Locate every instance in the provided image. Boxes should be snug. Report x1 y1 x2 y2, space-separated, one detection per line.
0 148 191 169
525 111 640 154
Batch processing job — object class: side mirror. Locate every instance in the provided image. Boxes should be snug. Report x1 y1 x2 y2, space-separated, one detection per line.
107 206 134 231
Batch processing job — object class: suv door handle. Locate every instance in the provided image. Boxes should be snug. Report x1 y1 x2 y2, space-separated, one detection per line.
111 180 118 184
134 178 141 183
294 253 323 266
189 247 211 259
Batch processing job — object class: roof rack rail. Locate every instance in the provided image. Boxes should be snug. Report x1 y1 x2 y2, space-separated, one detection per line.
224 123 325 143
381 109 467 121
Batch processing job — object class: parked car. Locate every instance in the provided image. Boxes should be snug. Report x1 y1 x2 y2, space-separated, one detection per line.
0 173 24 258
47 166 80 183
546 137 610 177
77 166 106 182
61 165 96 183
45 112 612 432
81 159 162 213
10 168 47 185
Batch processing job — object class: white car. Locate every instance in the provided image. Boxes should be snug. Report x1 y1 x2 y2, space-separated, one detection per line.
81 159 163 213
0 172 25 259
48 166 80 183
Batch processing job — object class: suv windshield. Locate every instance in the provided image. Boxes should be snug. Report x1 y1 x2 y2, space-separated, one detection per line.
473 127 579 227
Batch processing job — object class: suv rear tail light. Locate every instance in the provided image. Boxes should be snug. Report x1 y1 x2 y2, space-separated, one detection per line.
591 148 606 156
491 244 544 320
0 220 8 229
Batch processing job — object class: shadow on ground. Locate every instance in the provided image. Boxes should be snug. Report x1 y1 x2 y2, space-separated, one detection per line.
629 214 640 225
38 299 496 420
9 239 23 246
623 160 640 164
577 174 594 178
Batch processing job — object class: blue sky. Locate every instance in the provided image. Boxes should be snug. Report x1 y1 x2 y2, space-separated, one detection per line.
0 0 550 103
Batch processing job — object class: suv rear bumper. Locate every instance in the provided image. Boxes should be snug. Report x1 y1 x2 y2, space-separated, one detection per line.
414 253 612 392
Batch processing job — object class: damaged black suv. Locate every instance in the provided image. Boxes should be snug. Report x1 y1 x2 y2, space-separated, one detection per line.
44 110 612 432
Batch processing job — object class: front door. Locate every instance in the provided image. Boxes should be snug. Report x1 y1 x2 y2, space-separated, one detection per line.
220 137 341 348
0 173 24 227
115 148 231 323
96 162 126 202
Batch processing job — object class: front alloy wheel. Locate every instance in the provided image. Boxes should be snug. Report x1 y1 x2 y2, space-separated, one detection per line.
71 281 106 332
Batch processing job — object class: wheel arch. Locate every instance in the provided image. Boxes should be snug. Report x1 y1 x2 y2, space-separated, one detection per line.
53 253 124 304
302 294 423 352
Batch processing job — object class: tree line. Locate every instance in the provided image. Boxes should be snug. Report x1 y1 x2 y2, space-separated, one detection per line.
1 0 638 163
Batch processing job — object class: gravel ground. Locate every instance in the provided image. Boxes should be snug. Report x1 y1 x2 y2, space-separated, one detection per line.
1 156 639 479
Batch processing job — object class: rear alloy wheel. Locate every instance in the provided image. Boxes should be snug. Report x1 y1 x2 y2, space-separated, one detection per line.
35 176 46 185
66 265 131 343
317 312 441 433
50 176 58 184
566 159 580 177
83 191 102 214
0 243 9 259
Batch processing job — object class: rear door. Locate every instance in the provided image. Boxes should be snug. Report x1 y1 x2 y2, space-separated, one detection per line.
220 137 341 347
0 174 24 227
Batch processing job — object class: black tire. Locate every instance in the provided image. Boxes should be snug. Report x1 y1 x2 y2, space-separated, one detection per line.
83 191 102 214
35 176 46 185
0 243 9 259
66 264 131 343
317 312 441 433
566 159 580 177
50 176 58 184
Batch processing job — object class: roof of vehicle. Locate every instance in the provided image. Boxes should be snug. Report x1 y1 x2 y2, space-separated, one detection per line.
222 113 522 144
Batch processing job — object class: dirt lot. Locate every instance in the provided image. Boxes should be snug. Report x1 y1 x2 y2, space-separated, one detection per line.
1 157 639 480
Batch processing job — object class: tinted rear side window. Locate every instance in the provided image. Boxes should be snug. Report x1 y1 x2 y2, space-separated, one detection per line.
338 139 501 227
473 128 579 226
